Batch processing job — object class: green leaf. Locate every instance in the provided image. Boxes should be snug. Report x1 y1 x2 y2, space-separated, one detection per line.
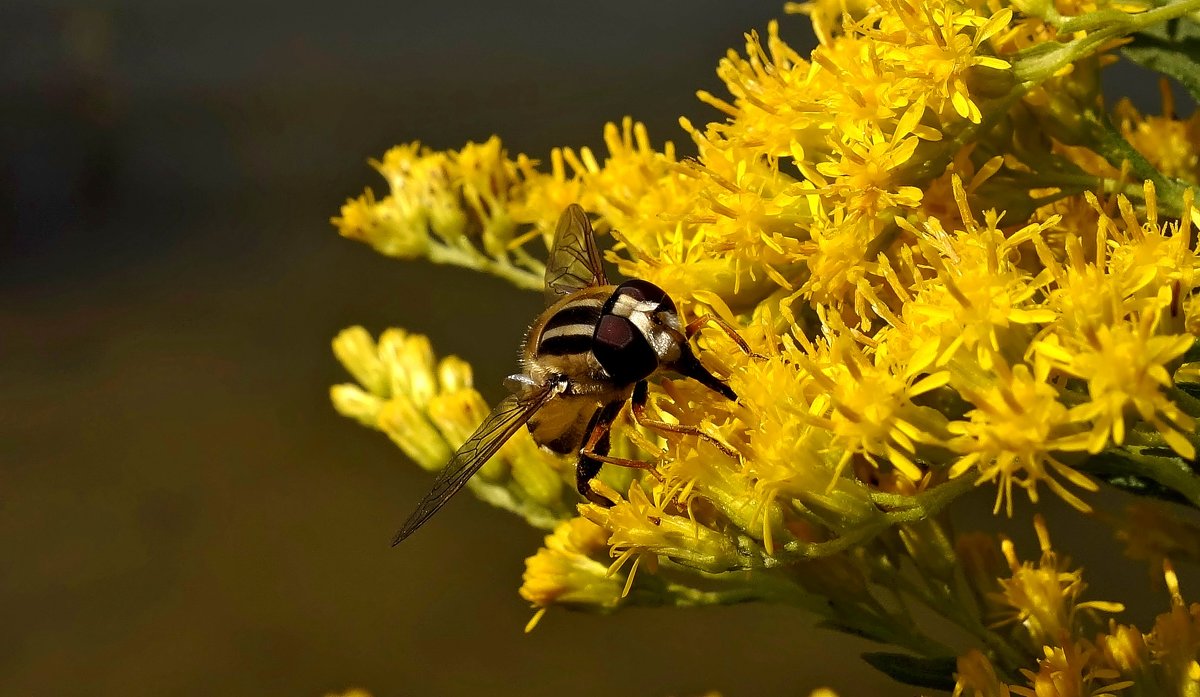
815 619 892 644
1122 33 1200 102
1181 339 1200 366
1082 451 1195 507
862 652 958 691
1096 473 1191 505
1176 381 1200 401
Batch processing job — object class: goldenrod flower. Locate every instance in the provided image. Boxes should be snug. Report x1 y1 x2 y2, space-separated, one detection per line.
330 327 573 528
1114 84 1200 184
519 517 625 615
581 482 741 574
948 356 1096 515
955 649 1014 697
1011 640 1132 697
992 516 1123 649
1096 622 1152 682
329 0 1200 693
1146 561 1200 691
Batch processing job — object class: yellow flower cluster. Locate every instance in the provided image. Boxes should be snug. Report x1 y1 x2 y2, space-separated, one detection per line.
330 326 572 529
329 0 1200 692
954 521 1200 697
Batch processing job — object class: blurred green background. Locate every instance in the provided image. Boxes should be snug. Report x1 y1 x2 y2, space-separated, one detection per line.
0 3 1182 696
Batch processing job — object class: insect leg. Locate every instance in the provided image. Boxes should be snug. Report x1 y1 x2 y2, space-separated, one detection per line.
630 380 739 460
575 400 659 507
685 313 764 359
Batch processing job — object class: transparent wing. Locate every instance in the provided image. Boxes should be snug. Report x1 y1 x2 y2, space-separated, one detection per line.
544 203 608 304
391 384 556 545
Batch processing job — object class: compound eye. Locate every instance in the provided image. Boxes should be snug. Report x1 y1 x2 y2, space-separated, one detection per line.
592 314 658 385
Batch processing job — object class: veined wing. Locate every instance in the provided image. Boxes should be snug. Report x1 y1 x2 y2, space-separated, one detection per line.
544 204 608 304
391 383 557 545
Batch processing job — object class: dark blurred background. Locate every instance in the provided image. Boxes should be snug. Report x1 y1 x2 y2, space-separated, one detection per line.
0 2 1183 696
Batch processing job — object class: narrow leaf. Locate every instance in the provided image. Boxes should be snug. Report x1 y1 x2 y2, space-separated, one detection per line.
1122 33 1200 102
862 652 958 691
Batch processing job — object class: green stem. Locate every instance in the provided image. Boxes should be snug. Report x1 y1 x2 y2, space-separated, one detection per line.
428 242 544 291
1058 0 1200 33
867 474 977 515
662 567 956 657
904 89 1031 185
882 565 1028 680
660 583 778 607
1016 0 1200 83
779 476 976 560
998 0 1200 214
834 602 961 659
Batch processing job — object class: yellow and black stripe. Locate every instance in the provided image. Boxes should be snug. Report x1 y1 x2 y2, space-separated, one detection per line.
536 296 603 357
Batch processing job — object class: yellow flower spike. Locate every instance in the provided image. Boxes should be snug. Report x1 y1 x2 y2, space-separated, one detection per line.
802 326 957 484
337 138 564 291
953 649 1012 697
1145 559 1200 689
1114 87 1200 185
1050 316 1197 459
501 431 565 509
948 355 1097 515
895 186 1062 387
706 21 825 161
581 118 698 238
329 384 384 428
370 144 468 246
1011 639 1133 697
328 0 1200 689
377 395 452 471
423 375 559 499
565 119 793 310
813 121 926 215
377 328 438 407
333 326 575 527
425 390 508 481
656 440 772 543
801 207 873 308
1097 621 1151 679
582 482 742 573
451 137 522 249
436 355 473 394
331 328 456 470
520 517 625 614
332 188 431 260
332 326 388 396
509 146 584 236
993 516 1124 650
734 349 881 529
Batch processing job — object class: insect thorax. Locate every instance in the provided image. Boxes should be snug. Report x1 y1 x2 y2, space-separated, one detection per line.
527 280 682 391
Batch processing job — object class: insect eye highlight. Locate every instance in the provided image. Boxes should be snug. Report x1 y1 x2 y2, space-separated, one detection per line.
612 279 677 316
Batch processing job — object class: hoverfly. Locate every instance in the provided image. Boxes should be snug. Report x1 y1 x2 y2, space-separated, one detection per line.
392 204 746 545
